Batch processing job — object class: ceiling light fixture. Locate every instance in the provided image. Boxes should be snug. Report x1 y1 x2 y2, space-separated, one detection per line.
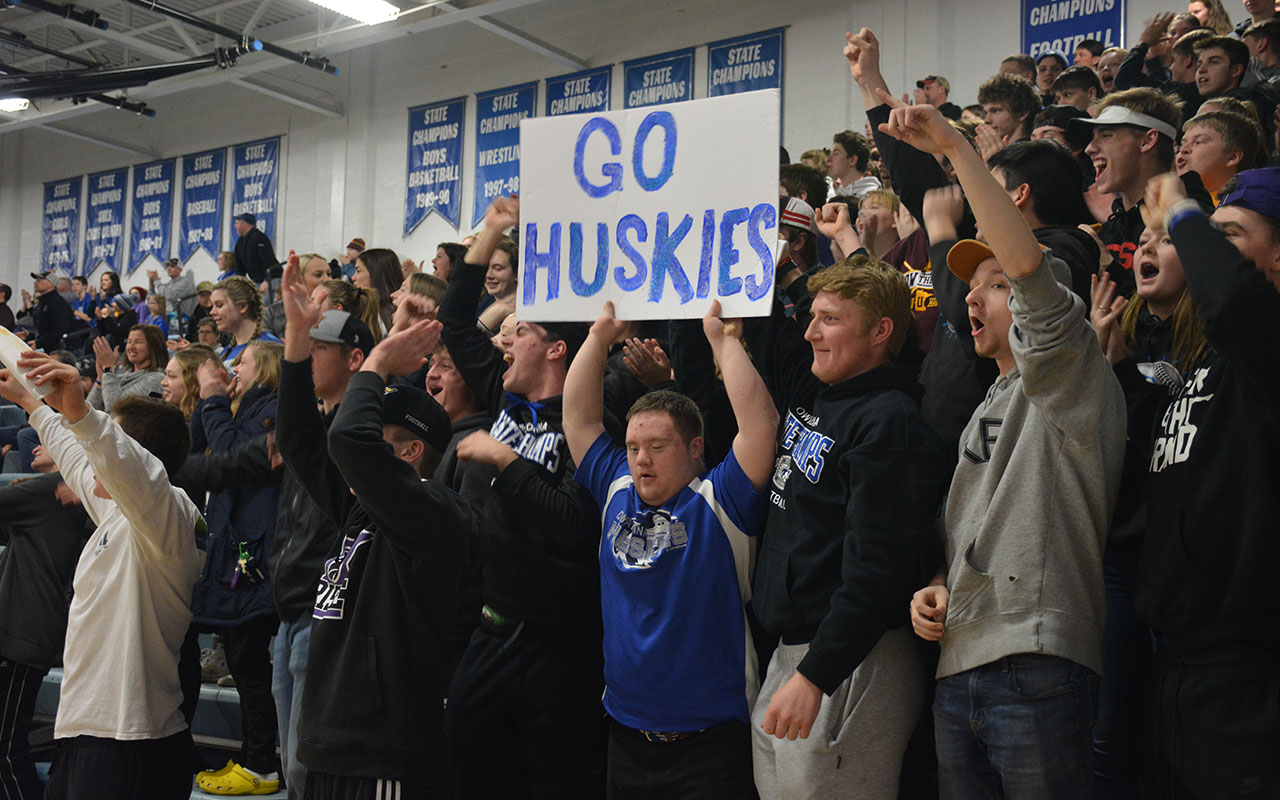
0 97 30 112
303 0 398 26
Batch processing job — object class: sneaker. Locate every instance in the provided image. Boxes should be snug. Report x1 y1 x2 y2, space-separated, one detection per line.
200 641 229 682
217 673 237 687
196 761 280 796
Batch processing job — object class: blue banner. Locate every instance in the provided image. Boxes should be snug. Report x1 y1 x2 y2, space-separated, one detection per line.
623 48 694 108
229 137 280 244
472 82 537 227
41 177 80 274
180 148 225 262
1023 0 1124 58
130 159 175 273
84 168 128 275
545 66 611 117
707 28 784 97
405 97 465 234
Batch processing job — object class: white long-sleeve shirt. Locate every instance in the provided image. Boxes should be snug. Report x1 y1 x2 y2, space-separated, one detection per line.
31 405 205 741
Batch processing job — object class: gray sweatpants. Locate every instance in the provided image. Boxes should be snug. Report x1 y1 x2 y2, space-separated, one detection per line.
751 628 922 800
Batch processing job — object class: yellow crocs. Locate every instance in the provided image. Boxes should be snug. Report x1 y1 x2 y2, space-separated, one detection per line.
195 761 280 796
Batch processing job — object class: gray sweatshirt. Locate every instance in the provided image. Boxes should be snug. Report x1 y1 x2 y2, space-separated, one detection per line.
938 254 1125 679
88 367 165 413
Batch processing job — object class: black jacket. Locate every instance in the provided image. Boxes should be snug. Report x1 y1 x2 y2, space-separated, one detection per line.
1113 43 1203 119
1033 225 1099 307
294 371 476 785
275 359 358 624
234 226 277 284
0 473 92 670
439 261 604 627
746 288 950 694
1134 209 1280 653
436 409 495 511
32 290 74 352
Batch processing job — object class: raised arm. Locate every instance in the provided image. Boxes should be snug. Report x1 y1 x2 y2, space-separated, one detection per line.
563 302 622 467
703 300 778 491
439 198 518 415
878 93 1043 279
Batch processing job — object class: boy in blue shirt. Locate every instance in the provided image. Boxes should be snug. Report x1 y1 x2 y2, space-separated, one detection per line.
563 299 778 799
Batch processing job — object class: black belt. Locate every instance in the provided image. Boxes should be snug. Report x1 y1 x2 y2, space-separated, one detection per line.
635 727 706 744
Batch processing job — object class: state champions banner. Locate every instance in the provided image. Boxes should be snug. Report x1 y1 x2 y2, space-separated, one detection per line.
42 177 81 274
707 28 784 97
230 137 280 243
518 90 780 322
84 168 128 274
1023 0 1124 58
473 82 537 228
130 159 175 273
180 148 225 262
546 66 611 117
623 48 694 109
405 97 465 234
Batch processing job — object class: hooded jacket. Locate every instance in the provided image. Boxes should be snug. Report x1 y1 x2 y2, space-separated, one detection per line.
744 286 950 694
440 262 603 627
294 371 475 785
940 255 1126 679
1134 205 1280 653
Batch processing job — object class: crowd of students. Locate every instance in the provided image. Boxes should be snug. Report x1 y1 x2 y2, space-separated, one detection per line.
0 4 1278 800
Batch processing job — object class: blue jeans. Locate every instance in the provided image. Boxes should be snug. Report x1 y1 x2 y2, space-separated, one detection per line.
935 654 1099 800
271 617 311 800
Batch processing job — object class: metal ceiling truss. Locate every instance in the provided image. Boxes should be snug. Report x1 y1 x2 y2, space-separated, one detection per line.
0 0 577 137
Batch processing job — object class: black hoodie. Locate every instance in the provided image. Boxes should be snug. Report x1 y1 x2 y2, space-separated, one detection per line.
293 371 476 784
439 262 604 627
1134 207 1280 653
745 288 950 694
1099 171 1213 298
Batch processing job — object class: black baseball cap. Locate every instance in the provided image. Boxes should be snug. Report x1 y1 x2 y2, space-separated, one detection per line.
309 310 375 356
234 212 257 225
382 385 452 454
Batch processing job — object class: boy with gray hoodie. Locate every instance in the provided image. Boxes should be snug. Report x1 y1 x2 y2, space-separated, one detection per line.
873 91 1126 799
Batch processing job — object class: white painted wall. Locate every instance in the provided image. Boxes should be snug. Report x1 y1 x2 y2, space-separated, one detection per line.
0 0 1194 299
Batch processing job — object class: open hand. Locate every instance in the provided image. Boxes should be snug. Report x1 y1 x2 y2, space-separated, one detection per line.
18 351 89 422
622 338 673 387
197 359 232 399
366 318 442 378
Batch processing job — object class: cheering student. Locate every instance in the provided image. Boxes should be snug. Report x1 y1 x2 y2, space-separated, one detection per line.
563 299 777 799
889 94 1126 799
0 352 204 800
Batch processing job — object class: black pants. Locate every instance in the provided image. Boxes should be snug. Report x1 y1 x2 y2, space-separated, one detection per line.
606 720 757 800
178 626 202 725
223 614 280 774
1146 642 1280 799
45 730 194 800
304 771 436 800
445 619 607 800
0 658 46 800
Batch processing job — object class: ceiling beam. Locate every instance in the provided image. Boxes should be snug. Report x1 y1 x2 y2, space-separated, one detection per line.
241 0 272 35
435 2 583 69
36 122 160 158
231 77 340 116
168 19 205 56
0 0 556 134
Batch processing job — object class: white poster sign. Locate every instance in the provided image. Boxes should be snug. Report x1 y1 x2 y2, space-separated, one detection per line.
518 89 780 321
